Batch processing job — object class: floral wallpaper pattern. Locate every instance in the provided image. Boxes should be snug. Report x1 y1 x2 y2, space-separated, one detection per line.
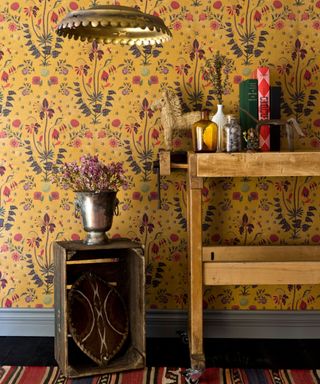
0 0 319 310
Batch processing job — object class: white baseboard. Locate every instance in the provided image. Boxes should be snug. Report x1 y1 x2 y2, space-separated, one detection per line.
0 308 320 339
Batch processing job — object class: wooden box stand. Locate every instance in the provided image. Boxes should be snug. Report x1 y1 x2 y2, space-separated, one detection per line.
53 239 145 378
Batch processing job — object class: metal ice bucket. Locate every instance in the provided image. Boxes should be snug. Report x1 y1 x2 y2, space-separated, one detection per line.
75 191 119 245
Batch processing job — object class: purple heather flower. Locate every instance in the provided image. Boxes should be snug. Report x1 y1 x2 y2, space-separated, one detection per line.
54 154 127 193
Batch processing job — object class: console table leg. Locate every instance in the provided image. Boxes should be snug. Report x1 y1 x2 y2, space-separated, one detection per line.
187 153 205 373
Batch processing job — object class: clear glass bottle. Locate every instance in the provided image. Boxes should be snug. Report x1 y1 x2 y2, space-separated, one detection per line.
192 110 218 152
223 114 241 153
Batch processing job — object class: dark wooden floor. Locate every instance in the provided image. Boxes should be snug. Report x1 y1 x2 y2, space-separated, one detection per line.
0 337 320 368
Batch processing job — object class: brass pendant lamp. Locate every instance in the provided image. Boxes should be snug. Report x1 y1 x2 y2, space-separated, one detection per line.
56 5 172 46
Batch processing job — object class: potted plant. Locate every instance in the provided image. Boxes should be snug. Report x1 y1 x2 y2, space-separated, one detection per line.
53 154 127 245
202 51 234 151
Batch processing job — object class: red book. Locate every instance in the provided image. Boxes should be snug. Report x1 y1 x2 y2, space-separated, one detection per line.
256 67 270 151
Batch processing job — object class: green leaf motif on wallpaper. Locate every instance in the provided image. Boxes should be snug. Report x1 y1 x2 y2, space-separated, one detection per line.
26 99 66 182
277 39 319 123
123 98 156 182
146 261 166 290
0 204 17 233
0 166 18 235
273 177 317 240
0 90 16 117
205 1 269 65
5 0 162 70
4 99 67 182
173 197 187 230
23 24 41 59
103 89 116 116
22 0 64 67
5 205 18 231
74 82 91 117
174 39 212 111
73 41 116 124
26 213 57 295
25 140 42 175
26 254 44 288
203 205 216 231
129 43 163 66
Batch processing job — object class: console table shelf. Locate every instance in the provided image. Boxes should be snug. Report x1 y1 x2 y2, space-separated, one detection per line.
158 150 320 380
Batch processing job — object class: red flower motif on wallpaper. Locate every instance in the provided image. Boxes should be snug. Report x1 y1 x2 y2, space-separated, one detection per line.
0 271 8 289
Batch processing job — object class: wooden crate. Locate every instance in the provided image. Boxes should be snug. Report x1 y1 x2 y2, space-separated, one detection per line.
54 239 145 378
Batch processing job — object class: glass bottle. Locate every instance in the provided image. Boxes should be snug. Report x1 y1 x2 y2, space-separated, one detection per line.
223 114 242 153
192 110 218 152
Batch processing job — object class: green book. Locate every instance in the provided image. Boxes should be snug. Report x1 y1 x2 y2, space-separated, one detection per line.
239 79 258 148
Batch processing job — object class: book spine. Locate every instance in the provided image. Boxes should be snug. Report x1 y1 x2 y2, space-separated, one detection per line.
270 86 281 151
239 79 258 149
257 67 270 151
239 80 247 148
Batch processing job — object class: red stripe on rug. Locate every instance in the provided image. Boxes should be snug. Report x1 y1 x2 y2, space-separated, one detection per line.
197 368 222 383
121 368 146 384
286 369 319 384
155 367 165 384
264 369 278 384
15 366 50 384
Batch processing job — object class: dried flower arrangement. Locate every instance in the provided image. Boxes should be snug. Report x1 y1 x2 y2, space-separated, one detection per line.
53 154 127 193
202 51 234 104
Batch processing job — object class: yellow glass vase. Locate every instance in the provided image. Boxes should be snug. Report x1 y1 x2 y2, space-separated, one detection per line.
192 110 218 152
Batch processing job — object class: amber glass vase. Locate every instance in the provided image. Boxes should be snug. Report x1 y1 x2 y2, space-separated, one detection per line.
192 110 218 152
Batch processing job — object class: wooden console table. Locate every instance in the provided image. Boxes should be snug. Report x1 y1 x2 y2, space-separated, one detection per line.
159 150 320 382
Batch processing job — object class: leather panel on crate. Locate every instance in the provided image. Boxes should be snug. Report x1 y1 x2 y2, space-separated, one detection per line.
68 272 129 366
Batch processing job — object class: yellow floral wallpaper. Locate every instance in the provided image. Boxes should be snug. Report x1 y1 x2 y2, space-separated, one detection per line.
0 0 319 310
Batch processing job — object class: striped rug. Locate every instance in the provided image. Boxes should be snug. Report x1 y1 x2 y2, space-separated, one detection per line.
1 366 320 384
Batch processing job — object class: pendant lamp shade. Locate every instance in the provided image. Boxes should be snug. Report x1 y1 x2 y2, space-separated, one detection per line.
56 5 172 46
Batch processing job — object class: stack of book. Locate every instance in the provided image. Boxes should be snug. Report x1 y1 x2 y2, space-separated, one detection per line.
239 67 281 152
